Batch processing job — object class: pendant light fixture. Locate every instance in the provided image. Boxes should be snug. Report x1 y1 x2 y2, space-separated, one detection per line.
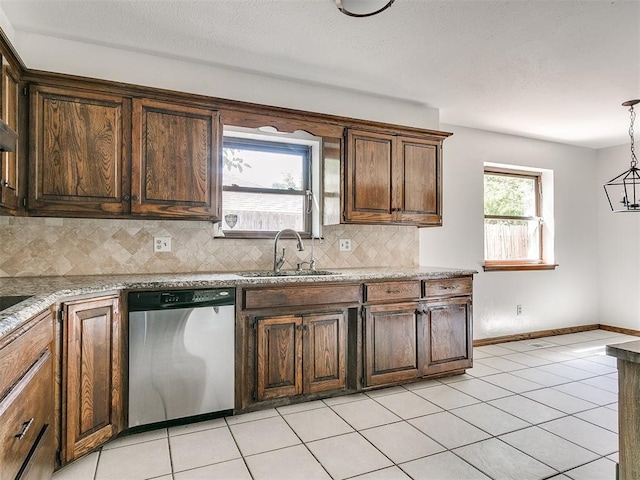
335 0 395 17
604 99 640 212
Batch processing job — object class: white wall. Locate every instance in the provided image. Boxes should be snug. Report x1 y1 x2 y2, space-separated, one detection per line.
597 144 640 331
10 31 439 131
420 125 600 340
2 18 622 338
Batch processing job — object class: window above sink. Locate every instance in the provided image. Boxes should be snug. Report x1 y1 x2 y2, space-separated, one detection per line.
221 126 323 240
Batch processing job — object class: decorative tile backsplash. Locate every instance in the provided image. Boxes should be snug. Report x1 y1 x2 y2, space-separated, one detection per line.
0 217 418 277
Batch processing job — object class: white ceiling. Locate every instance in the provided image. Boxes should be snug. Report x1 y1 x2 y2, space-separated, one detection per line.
1 0 639 149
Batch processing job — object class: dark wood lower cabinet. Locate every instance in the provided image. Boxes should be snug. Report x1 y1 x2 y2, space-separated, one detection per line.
17 423 55 480
364 302 423 387
0 310 54 480
256 312 347 401
256 316 303 401
303 313 346 394
423 297 473 375
62 295 122 463
363 295 473 387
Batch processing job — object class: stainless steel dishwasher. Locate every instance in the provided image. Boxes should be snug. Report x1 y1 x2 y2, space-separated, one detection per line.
128 288 235 430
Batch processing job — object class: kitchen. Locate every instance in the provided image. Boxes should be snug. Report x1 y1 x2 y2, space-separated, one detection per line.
0 1 638 479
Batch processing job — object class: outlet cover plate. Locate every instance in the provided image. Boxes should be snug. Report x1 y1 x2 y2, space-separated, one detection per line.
339 239 351 252
154 236 172 253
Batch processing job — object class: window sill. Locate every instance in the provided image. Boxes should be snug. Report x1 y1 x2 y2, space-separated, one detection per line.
220 231 313 240
483 263 558 272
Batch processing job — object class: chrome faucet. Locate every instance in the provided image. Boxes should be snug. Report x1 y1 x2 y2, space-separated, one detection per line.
273 229 305 273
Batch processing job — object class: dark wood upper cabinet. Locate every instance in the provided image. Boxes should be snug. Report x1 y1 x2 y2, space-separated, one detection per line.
131 98 221 220
28 87 222 220
344 129 443 226
396 136 441 225
0 63 23 213
28 85 130 215
345 130 394 223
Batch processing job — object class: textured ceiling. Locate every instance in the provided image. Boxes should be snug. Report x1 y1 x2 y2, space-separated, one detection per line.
1 0 639 149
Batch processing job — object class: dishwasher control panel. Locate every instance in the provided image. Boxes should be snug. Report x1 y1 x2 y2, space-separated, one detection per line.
129 288 235 311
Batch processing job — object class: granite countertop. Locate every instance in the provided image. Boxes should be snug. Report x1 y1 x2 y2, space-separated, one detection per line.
606 340 640 364
0 266 476 341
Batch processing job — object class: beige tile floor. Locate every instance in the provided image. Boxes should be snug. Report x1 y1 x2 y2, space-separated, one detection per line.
53 328 634 480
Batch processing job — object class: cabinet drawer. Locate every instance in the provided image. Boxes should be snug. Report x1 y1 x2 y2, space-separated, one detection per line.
424 277 472 298
243 284 361 310
0 350 53 480
364 281 420 302
0 310 53 399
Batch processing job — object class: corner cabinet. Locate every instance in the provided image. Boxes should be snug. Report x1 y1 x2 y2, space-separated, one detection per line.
61 294 123 463
344 129 444 226
0 63 24 213
131 98 221 220
0 309 55 480
28 84 222 221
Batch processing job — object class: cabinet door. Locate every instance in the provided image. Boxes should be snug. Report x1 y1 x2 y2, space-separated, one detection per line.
364 302 423 387
63 296 122 462
395 136 441 226
344 129 394 223
29 85 130 215
131 98 221 220
256 316 303 401
423 297 473 375
0 63 21 212
303 312 346 394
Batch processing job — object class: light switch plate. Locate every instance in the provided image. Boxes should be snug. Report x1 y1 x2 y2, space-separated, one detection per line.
154 236 172 252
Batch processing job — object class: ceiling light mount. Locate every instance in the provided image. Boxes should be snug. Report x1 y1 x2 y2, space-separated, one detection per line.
604 99 640 212
335 0 395 18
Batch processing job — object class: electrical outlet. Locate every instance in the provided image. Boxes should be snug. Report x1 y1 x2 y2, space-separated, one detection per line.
339 239 351 252
516 305 523 316
153 236 172 252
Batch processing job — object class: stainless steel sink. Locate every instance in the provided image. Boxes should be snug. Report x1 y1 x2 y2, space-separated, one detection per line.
238 270 340 278
0 295 33 311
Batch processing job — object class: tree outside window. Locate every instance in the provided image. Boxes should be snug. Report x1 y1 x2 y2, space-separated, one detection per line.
484 169 543 265
221 138 311 237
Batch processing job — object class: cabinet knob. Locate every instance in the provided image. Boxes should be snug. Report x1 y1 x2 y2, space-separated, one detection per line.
122 194 130 201
0 179 9 187
131 194 139 201
15 418 34 440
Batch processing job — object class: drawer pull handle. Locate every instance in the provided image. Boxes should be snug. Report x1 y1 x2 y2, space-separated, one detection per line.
387 289 402 294
15 418 34 440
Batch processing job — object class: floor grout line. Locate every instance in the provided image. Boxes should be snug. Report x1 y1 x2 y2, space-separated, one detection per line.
55 331 624 480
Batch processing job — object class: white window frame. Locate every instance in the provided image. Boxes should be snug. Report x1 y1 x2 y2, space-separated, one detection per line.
483 163 556 271
221 126 322 239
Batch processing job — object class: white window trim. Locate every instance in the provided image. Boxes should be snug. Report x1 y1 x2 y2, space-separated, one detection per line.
483 162 556 271
222 125 323 239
